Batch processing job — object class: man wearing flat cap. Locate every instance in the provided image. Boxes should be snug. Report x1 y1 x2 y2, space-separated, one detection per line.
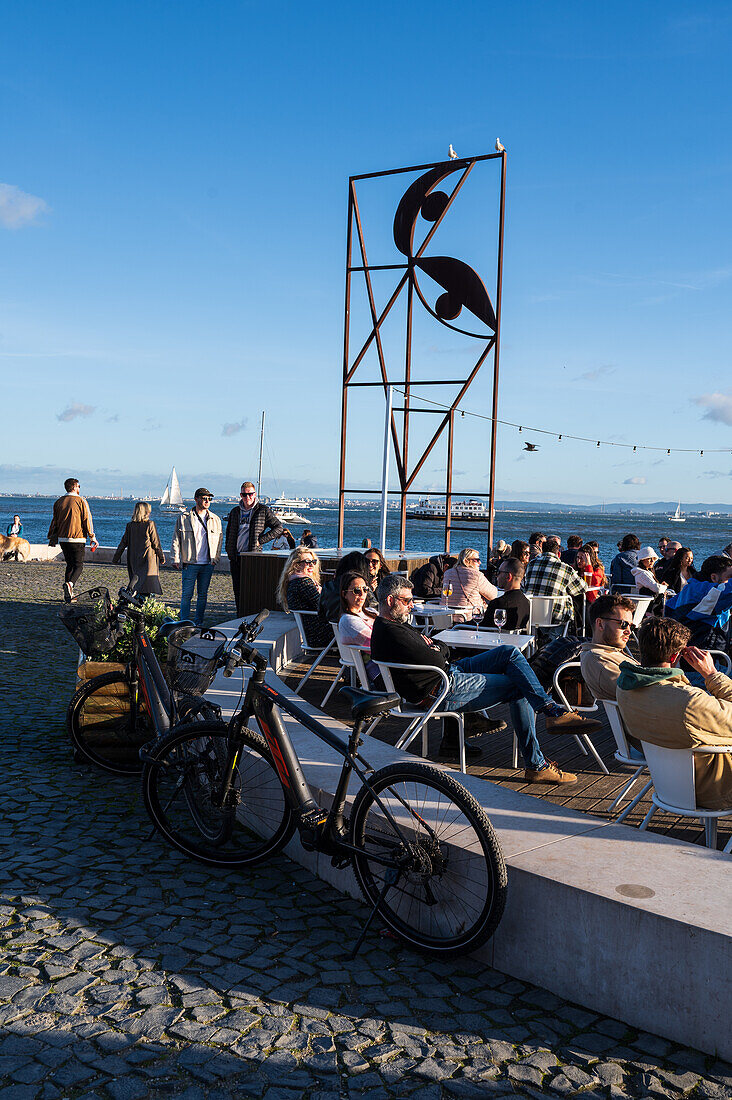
171 487 223 626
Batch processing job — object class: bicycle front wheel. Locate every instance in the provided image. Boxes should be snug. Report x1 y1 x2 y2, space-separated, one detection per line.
350 762 507 956
67 671 151 775
141 721 295 868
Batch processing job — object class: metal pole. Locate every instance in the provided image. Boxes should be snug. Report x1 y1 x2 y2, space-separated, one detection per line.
257 410 265 499
380 386 394 553
338 183 355 548
487 151 507 553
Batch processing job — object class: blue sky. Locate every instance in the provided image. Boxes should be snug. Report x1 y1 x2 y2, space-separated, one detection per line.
2 1 731 504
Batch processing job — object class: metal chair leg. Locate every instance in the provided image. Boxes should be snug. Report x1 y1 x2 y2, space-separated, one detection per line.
723 833 732 855
639 804 657 831
615 779 653 823
579 735 609 774
321 664 346 706
609 766 645 813
295 638 335 694
704 819 717 849
512 732 518 770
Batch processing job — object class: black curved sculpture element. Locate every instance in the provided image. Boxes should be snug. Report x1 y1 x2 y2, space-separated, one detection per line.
393 163 496 336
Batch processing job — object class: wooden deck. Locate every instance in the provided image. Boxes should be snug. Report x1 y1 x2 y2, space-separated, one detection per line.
279 651 732 852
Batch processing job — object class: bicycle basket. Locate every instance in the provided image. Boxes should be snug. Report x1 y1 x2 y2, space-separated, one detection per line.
58 586 120 658
165 627 227 696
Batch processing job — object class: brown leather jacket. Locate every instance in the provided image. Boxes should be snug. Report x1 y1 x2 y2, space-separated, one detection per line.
48 494 95 544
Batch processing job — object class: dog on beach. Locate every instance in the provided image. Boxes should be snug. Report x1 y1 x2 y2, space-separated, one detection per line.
0 534 31 562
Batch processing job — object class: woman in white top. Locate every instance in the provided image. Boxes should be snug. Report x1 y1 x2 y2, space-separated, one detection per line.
441 547 498 622
631 547 668 596
338 570 380 684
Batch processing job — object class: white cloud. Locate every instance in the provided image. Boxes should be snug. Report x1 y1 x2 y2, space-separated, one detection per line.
573 364 616 383
693 392 732 427
0 183 49 229
222 419 248 437
623 476 647 485
56 402 95 422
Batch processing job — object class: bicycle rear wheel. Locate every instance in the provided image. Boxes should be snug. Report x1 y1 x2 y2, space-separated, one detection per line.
141 721 295 868
67 671 151 775
349 762 507 956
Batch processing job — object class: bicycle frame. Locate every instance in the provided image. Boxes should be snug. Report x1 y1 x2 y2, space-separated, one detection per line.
230 655 426 863
117 604 174 739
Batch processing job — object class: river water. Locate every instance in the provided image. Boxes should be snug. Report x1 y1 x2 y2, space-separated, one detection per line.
4 496 731 568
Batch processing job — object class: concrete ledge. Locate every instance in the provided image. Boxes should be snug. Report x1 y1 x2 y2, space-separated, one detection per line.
23 543 231 572
207 615 731 1061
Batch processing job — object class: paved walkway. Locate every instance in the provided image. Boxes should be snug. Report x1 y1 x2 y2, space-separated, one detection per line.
1 562 730 1099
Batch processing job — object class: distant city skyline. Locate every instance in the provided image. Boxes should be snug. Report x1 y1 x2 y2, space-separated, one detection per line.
2 2 731 505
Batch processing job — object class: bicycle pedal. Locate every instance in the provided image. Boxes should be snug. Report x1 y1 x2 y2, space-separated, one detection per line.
330 855 351 870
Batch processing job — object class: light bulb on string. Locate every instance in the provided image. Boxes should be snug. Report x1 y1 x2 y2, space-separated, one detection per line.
558 435 562 441
633 446 636 453
667 449 671 455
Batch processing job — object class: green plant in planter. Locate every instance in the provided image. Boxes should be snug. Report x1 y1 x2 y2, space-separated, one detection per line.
99 597 179 664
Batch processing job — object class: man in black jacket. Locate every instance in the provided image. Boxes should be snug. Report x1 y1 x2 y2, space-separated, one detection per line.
370 574 597 779
225 482 284 610
410 554 456 599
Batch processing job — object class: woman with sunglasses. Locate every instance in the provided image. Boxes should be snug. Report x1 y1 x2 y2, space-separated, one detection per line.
277 548 333 647
338 570 383 687
363 548 390 593
442 547 498 622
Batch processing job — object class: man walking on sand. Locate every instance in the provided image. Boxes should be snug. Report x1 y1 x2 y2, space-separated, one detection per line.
48 477 98 602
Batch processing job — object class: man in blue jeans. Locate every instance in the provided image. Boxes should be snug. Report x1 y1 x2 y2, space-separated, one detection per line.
171 488 223 627
371 574 601 782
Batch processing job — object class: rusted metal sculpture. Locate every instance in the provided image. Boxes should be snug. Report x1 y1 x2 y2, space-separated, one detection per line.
337 151 506 552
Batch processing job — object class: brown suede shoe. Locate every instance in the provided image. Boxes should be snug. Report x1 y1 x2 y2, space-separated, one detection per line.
545 710 603 734
524 760 578 784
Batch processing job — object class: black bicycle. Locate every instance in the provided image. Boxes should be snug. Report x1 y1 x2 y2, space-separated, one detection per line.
62 585 223 775
141 612 507 957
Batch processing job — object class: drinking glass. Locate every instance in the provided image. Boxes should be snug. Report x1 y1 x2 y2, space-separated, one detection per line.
494 607 507 641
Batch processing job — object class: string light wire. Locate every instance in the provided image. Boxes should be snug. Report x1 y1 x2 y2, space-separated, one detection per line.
391 388 729 455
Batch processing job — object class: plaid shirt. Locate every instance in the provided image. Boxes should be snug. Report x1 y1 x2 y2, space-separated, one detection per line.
523 552 586 622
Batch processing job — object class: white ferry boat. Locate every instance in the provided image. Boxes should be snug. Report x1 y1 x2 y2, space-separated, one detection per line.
408 497 492 522
270 494 310 524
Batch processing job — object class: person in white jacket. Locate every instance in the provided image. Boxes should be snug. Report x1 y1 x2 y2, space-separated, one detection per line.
631 547 669 597
171 488 223 626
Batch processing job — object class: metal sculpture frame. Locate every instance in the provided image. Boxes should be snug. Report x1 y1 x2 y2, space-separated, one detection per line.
337 150 507 553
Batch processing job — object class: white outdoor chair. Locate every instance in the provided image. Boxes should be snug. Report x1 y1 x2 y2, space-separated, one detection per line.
525 595 569 651
623 594 654 627
638 739 732 853
373 661 468 773
551 661 609 774
290 610 336 695
602 700 653 823
321 622 372 706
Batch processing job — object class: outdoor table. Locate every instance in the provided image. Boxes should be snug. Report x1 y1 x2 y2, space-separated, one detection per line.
412 602 474 634
433 628 535 654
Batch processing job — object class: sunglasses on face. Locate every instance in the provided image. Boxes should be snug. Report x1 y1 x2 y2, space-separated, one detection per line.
242 491 256 497
366 558 379 566
394 594 414 605
350 586 368 595
601 617 632 631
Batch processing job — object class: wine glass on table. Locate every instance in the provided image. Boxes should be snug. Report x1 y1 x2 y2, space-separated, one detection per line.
494 607 507 641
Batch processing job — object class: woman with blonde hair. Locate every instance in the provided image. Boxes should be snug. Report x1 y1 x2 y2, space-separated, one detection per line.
112 501 165 595
277 547 333 647
442 547 498 621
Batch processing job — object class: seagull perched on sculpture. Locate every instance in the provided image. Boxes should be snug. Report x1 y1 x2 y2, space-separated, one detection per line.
495 138 505 152
448 144 458 159
523 441 539 452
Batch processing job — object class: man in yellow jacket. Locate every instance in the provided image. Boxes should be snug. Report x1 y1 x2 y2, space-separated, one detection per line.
48 477 98 602
617 617 732 811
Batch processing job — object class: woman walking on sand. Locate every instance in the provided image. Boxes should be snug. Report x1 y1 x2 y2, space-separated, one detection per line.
113 501 165 595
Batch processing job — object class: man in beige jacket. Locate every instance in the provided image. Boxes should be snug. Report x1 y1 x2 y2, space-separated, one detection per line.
580 593 639 702
48 477 99 602
617 617 732 811
171 488 223 627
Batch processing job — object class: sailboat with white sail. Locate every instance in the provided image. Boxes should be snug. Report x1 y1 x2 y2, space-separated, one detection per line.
159 467 187 513
667 501 685 523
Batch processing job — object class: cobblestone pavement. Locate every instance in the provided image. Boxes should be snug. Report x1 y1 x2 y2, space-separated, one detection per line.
1 562 730 1099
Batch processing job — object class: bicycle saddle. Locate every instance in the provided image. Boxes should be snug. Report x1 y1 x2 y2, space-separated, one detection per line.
339 685 401 721
158 618 194 640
